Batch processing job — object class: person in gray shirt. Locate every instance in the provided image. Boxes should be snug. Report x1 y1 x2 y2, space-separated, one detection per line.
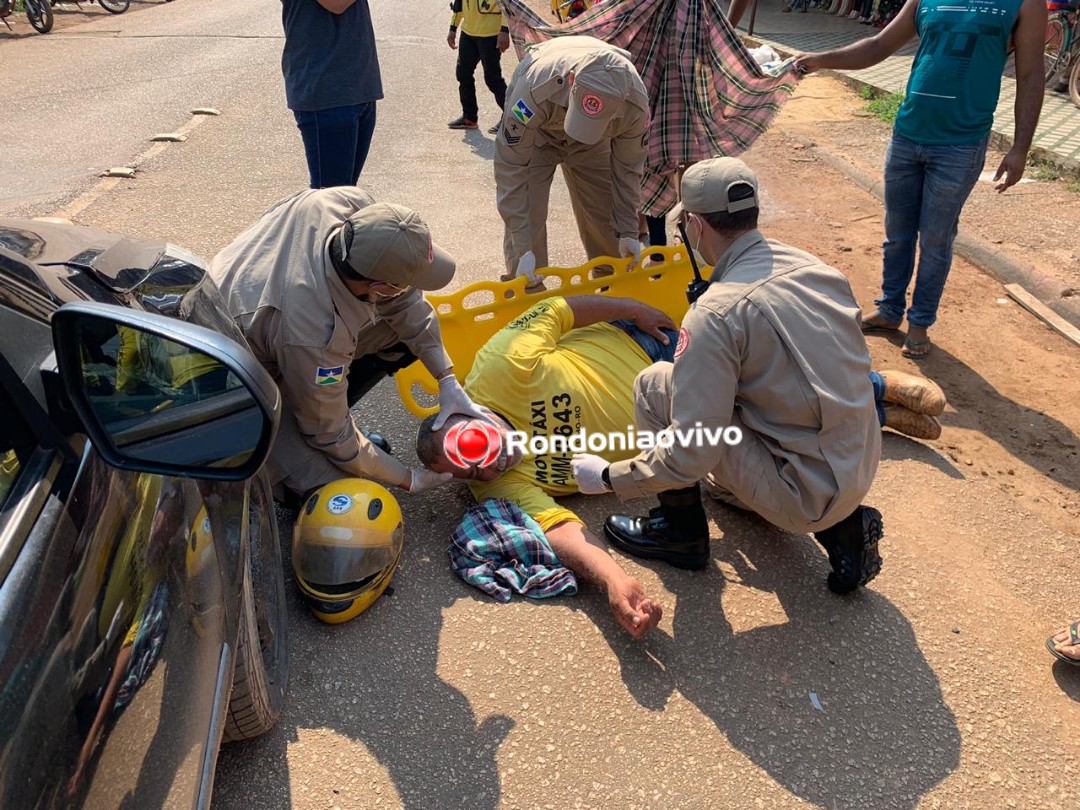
281 0 383 187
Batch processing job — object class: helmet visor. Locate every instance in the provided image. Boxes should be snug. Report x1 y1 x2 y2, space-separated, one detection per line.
294 525 403 595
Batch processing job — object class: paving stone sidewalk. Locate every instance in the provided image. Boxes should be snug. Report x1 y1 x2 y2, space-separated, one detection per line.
738 0 1080 166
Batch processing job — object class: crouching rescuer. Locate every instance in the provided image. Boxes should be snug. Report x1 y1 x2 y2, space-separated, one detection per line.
570 157 886 594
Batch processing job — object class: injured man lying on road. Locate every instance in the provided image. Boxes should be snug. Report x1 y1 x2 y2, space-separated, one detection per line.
415 295 947 638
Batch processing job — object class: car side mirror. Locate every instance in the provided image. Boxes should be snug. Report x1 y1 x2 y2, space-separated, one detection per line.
51 301 281 481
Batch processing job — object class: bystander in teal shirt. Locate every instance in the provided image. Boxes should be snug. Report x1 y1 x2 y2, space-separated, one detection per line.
894 0 1022 145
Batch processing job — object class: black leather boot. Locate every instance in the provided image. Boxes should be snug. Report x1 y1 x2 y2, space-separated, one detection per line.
361 428 392 456
813 505 884 594
603 485 710 570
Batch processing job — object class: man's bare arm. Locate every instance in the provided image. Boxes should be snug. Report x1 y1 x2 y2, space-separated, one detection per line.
546 521 662 639
564 295 676 340
994 0 1047 191
795 1 918 72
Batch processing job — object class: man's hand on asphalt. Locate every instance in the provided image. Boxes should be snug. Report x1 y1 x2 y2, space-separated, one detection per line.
406 468 454 493
447 29 457 49
993 147 1026 192
608 577 663 640
629 300 677 343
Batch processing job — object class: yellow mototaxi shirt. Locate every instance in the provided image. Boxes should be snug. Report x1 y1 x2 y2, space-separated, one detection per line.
466 297 650 531
449 0 507 39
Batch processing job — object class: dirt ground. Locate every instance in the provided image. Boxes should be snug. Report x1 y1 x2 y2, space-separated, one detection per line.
756 76 1080 542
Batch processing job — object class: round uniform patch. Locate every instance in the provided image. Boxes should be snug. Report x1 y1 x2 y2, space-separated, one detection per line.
202 516 211 535
327 494 353 516
674 327 691 358
581 94 604 117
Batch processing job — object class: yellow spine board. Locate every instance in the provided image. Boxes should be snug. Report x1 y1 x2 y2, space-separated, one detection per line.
396 247 699 417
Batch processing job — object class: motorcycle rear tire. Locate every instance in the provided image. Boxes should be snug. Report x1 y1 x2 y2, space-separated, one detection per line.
1070 53 1080 109
98 0 130 13
27 0 53 33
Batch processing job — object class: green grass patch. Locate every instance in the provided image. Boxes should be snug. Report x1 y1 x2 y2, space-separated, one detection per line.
1025 153 1080 190
864 91 905 125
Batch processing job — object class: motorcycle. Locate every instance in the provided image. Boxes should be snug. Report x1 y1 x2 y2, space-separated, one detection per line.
0 0 54 33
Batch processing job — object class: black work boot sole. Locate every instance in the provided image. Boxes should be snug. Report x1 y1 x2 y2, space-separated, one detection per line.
815 505 883 595
603 514 710 570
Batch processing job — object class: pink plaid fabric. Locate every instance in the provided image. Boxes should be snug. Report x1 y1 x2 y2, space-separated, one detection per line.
500 0 800 217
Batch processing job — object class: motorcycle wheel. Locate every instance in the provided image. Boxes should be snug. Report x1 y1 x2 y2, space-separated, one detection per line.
1070 53 1080 109
27 0 53 33
98 0 131 13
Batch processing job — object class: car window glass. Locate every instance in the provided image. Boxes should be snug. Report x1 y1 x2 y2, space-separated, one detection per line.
0 386 35 508
80 323 245 430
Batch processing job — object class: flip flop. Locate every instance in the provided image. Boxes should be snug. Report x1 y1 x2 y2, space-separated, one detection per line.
901 337 932 359
1046 620 1080 665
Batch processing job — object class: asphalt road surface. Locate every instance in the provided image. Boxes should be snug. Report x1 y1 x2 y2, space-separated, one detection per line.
3 1 1079 808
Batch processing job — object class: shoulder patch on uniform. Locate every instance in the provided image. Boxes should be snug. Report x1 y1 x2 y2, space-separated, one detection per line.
511 99 534 125
315 365 345 385
674 327 690 358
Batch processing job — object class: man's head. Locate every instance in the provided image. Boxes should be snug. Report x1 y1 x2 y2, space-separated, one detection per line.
416 412 516 483
671 157 761 264
329 203 456 297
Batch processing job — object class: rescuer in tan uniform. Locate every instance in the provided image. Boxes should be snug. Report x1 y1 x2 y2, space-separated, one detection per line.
495 35 649 285
209 187 490 504
571 158 887 595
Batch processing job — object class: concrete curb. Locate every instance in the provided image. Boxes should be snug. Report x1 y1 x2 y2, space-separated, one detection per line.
794 134 1080 330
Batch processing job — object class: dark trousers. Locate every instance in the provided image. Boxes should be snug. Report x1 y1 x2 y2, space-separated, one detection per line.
457 33 507 121
293 101 377 188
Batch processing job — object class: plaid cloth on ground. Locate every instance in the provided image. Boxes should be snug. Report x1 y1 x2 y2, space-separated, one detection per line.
449 499 578 603
500 0 800 217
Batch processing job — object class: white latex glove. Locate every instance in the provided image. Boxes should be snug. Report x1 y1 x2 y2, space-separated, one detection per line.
406 468 454 493
618 237 642 264
433 375 488 430
516 250 538 283
571 453 612 495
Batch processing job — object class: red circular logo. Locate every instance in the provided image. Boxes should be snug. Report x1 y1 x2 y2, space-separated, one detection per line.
444 419 503 469
581 93 604 117
674 327 690 358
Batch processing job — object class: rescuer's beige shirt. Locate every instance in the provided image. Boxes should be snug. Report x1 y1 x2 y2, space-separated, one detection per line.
495 36 649 261
608 230 881 528
209 188 452 487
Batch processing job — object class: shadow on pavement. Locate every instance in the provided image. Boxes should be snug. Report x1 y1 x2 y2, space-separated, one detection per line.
212 493 512 810
1051 659 1080 702
867 333 1080 494
604 500 961 809
462 129 496 162
880 431 964 479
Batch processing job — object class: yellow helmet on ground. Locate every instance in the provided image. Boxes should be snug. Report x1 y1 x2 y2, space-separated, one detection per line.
292 479 404 624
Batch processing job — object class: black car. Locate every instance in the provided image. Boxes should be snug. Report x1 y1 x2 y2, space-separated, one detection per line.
0 218 289 808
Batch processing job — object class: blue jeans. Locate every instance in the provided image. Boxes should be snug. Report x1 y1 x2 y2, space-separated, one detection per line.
610 320 679 363
877 133 988 329
293 102 377 189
